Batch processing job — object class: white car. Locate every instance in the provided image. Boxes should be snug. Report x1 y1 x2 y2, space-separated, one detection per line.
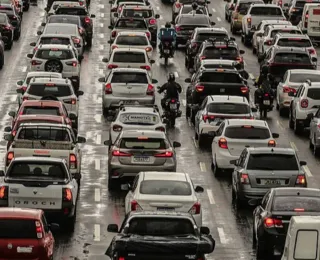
109 31 153 57
194 95 255 148
211 119 279 176
309 107 320 155
110 104 165 143
124 171 204 227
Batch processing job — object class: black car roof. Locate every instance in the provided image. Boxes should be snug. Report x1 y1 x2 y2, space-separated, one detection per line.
273 188 320 197
273 46 310 54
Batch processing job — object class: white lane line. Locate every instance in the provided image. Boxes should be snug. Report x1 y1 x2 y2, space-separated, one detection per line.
207 189 215 204
217 17 221 22
212 8 216 12
217 227 227 244
244 61 247 66
94 114 102 123
188 120 191 127
99 4 104 8
200 162 207 172
101 13 105 17
192 137 198 148
303 165 313 177
99 33 104 38
99 55 104 61
97 97 102 104
100 23 104 28
96 134 101 145
156 6 160 10
290 141 298 152
173 71 179 78
22 66 27 72
95 188 101 202
249 73 255 80
100 45 104 50
99 68 104 75
94 224 101 241
10 95 17 102
95 158 101 170
182 99 186 106
159 16 163 20
276 119 284 130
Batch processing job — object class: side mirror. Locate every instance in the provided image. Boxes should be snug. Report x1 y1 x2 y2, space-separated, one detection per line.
272 133 279 138
307 113 314 119
173 141 181 148
185 78 191 83
26 54 33 59
107 40 113 44
195 185 204 193
251 107 257 112
91 14 96 18
37 31 42 36
155 14 160 19
150 60 155 64
152 79 158 84
108 25 113 29
8 111 16 118
114 13 118 17
208 131 216 137
4 126 12 132
240 50 245 54
29 42 36 47
16 88 24 94
121 183 131 190
98 77 106 83
230 159 238 165
4 134 14 141
0 170 4 177
104 140 111 146
248 198 261 206
107 224 119 233
68 113 77 120
210 21 215 26
102 57 109 63
200 226 210 235
16 80 24 86
49 223 60 231
41 22 46 26
312 57 317 62
77 90 84 96
300 161 307 166
77 136 86 143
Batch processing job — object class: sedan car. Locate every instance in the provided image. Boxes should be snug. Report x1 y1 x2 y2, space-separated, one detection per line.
124 171 204 227
0 13 14 49
0 4 21 40
104 129 181 189
231 147 307 208
308 106 320 156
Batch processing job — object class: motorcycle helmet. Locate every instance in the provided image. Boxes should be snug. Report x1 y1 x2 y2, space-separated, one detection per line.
165 22 171 28
192 2 198 9
168 72 175 82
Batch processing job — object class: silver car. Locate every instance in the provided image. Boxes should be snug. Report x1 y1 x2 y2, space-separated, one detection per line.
308 107 320 156
104 130 181 190
98 68 157 115
231 147 307 208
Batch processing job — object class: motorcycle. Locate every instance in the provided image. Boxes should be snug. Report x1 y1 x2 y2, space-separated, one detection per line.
256 92 274 119
163 98 181 127
161 41 173 66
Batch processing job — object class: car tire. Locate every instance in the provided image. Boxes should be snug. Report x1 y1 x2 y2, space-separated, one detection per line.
24 4 30 11
0 54 4 70
310 137 314 149
313 136 320 156
194 131 198 140
6 41 13 50
225 13 228 20
102 105 109 116
252 47 256 54
185 57 189 68
252 227 257 248
234 191 244 209
279 107 287 117
190 109 196 125
64 204 77 231
198 134 206 148
186 106 190 119
256 240 266 260
86 37 92 48
231 24 237 35
213 159 221 177
294 119 303 135
289 109 294 129
244 35 251 46
108 177 118 191
13 29 21 40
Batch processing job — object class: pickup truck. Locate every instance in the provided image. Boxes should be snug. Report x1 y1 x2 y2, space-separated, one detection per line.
4 123 86 184
106 211 215 260
0 157 79 226
241 3 285 45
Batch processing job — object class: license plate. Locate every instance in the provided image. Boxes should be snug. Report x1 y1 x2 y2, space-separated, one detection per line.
261 179 284 185
263 100 270 105
157 207 174 211
170 103 177 109
17 247 32 253
164 49 170 54
123 100 135 104
132 156 151 163
220 88 225 93
313 27 320 31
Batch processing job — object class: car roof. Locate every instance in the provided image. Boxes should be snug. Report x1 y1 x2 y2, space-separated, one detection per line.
112 47 147 53
37 44 73 50
18 122 71 128
122 5 152 9
16 114 65 122
117 31 147 36
121 129 165 138
178 13 209 18
49 14 81 19
28 77 72 85
289 69 320 74
0 12 8 17
128 211 193 218
250 3 279 7
226 119 268 127
119 106 159 114
276 33 309 38
273 187 320 197
246 147 295 154
20 100 63 107
45 23 78 29
200 59 236 65
117 17 145 21
195 27 227 33
26 72 63 78
200 68 240 74
0 208 42 220
12 156 65 163
111 68 148 73
207 95 249 104
39 33 73 39
238 0 263 3
268 24 299 29
142 171 188 181
56 4 85 8
273 46 310 53
52 1 80 5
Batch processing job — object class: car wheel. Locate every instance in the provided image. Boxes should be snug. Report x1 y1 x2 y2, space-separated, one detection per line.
198 134 206 148
279 107 287 117
309 137 314 149
313 136 320 156
14 29 21 40
256 240 266 260
190 109 196 125
102 105 109 116
289 109 294 129
294 119 303 135
213 159 221 177
6 41 13 50
185 56 188 68
194 131 198 140
0 54 4 70
252 227 257 247
64 204 77 231
252 47 256 54
231 24 237 35
108 177 118 191
86 37 92 48
24 4 30 11
225 13 228 20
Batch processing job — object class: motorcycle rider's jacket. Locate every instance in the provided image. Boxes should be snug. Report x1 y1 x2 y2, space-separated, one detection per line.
159 82 182 99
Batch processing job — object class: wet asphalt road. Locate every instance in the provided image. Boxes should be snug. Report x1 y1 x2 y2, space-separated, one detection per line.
0 0 320 259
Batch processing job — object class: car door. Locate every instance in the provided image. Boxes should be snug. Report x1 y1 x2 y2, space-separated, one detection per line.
310 107 320 139
195 97 207 131
254 191 271 237
124 174 140 213
232 149 246 191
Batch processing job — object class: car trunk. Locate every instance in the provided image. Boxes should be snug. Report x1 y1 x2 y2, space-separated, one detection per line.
251 15 285 26
118 148 168 166
111 83 147 97
205 112 252 127
227 139 270 156
247 170 299 188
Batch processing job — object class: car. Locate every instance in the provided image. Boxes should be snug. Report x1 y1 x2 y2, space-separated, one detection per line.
251 187 320 259
104 130 181 189
287 0 320 25
231 147 307 208
17 77 83 128
124 171 204 226
256 24 302 58
276 69 320 115
297 3 320 43
172 0 210 21
0 208 58 260
185 27 229 70
251 19 292 55
109 17 151 42
118 5 160 45
307 106 320 155
193 38 245 71
102 48 155 77
0 157 79 226
0 13 14 49
53 4 95 47
26 44 82 91
194 95 255 148
178 4 212 16
230 0 264 34
225 0 237 22
112 2 147 26
45 1 80 17
109 31 153 57
174 14 214 47
211 119 279 176
0 3 21 40
272 0 290 13
98 68 158 115
38 23 84 56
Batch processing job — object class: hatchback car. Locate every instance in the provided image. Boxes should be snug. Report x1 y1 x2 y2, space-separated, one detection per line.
0 3 21 40
0 13 14 49
104 130 181 189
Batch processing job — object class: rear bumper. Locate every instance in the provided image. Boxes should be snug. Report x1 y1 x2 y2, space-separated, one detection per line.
237 186 269 201
199 123 220 135
215 150 238 169
176 35 190 44
262 231 287 255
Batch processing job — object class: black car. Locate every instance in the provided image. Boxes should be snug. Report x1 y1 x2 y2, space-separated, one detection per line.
185 27 229 69
173 14 214 47
54 5 95 47
287 0 320 25
251 187 320 259
22 0 30 11
0 13 13 49
193 38 245 71
0 4 21 40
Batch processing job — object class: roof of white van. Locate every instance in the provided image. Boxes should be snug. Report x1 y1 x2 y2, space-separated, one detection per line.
291 216 320 224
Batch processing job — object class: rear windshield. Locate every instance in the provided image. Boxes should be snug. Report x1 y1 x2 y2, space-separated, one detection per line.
239 2 257 11
55 7 87 15
111 72 148 83
179 16 209 24
250 6 282 15
290 73 320 82
247 154 299 170
122 9 153 18
295 0 319 7
48 16 79 25
200 72 242 83
44 25 76 34
8 162 67 179
274 53 311 64
35 49 74 60
140 180 192 195
203 64 235 69
113 52 146 63
127 218 195 236
23 107 60 116
204 47 238 59
225 126 271 139
16 120 62 129
207 103 250 114
17 128 70 141
0 219 37 239
117 0 145 4
116 35 148 45
39 37 71 45
119 113 159 125
271 29 301 38
116 19 147 29
196 33 228 41
277 38 311 47
0 14 7 23
272 196 320 212
27 84 72 97
307 88 320 99
119 137 168 149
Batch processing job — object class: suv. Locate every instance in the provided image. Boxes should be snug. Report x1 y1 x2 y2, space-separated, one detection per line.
0 3 21 40
0 13 14 49
26 44 81 91
289 80 320 134
287 0 320 25
185 27 229 70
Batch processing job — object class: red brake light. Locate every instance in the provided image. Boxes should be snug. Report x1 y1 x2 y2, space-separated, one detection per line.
247 17 252 25
200 56 206 60
283 86 297 93
149 18 156 25
175 26 181 31
218 138 228 149
69 154 77 169
191 42 197 48
266 40 272 45
189 202 201 214
112 31 117 37
79 1 84 5
31 60 42 66
241 86 249 94
72 37 81 44
146 84 154 95
112 150 132 156
21 86 27 92
202 114 215 122
268 140 276 147
84 16 91 23
145 47 152 52
6 152 14 166
112 124 123 132
175 3 181 8
296 175 306 185
309 48 316 55
301 99 308 108
64 98 77 104
12 130 16 137
112 45 118 50
236 56 244 62
278 0 282 6
66 61 77 67
63 188 72 201
146 32 150 38
196 85 204 92
119 257 125 260
131 200 142 211
240 173 250 184
264 218 283 228
155 126 165 132
140 65 151 70
0 186 7 199
35 221 43 239
294 208 305 212
264 93 269 97
105 83 112 94
154 151 173 157
107 64 118 69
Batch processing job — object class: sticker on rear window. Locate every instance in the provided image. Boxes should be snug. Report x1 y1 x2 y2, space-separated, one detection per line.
120 114 157 124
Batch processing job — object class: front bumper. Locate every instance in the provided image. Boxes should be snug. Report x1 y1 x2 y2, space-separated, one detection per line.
103 95 155 109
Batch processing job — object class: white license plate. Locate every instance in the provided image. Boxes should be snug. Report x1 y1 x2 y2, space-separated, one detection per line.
263 100 270 105
164 49 170 54
170 103 177 109
123 100 135 104
17 247 33 253
313 27 320 32
220 88 225 93
261 179 285 185
132 156 151 163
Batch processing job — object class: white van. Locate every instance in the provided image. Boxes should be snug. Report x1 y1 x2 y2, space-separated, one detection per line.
298 3 320 43
282 216 320 260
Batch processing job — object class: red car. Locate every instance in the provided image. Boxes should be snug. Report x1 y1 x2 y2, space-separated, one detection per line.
0 207 58 260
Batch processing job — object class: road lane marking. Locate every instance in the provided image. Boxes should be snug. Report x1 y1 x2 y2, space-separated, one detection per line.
207 189 215 204
156 6 160 10
99 68 104 75
159 16 163 20
94 114 102 123
276 119 284 130
217 227 227 244
249 73 255 80
22 66 27 72
290 141 298 151
99 33 104 38
217 17 221 22
100 45 104 50
96 134 101 145
101 13 105 17
188 120 192 127
303 165 313 177
95 188 101 202
10 95 17 102
200 162 206 172
99 4 104 8
173 71 179 78
95 158 101 170
94 224 101 241
182 99 186 106
212 8 216 12
100 23 104 27
192 137 198 148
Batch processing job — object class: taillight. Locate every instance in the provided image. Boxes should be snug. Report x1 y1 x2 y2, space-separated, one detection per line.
241 86 249 94
175 3 181 8
0 186 8 199
283 86 296 93
112 45 118 50
35 221 43 239
278 0 282 6
200 56 206 60
84 16 91 23
300 99 308 108
296 174 306 185
112 124 123 132
12 130 16 137
305 13 309 27
64 98 77 104
66 61 77 67
119 257 125 260
146 32 150 38
309 48 316 55
111 7 117 11
118 6 122 12
247 17 252 27
189 202 201 214
265 40 272 45
107 64 118 69
195 85 204 92
140 65 151 70
218 138 228 149
63 188 72 201
21 86 27 92
202 114 215 122
146 84 154 95
175 26 181 31
79 27 85 34
112 150 132 156
72 37 81 44
111 31 117 37
79 1 84 5
240 173 250 184
264 218 283 228
3 25 11 30
31 60 42 66
6 152 14 166
149 18 156 25
69 154 77 169
264 93 269 97
105 83 112 94
145 47 152 52
154 151 173 157
191 42 197 48
22 97 28 101
268 140 276 147
155 126 165 132
131 200 142 211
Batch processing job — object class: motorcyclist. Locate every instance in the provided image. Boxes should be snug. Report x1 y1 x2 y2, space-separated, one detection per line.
158 22 176 58
254 65 273 106
158 73 182 112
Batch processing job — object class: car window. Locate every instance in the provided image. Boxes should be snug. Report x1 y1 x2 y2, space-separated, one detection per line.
207 103 250 114
182 5 206 13
119 137 168 149
111 72 148 83
17 128 70 141
39 37 71 45
27 84 72 97
307 88 320 100
294 230 318 260
272 196 320 212
35 49 74 60
216 122 225 136
196 33 227 41
200 72 242 83
48 16 80 25
116 19 147 29
16 120 62 130
277 38 311 47
203 47 238 59
41 215 49 233
119 113 159 125
250 6 283 15
116 35 148 45
271 29 301 38
23 107 60 116
247 154 299 170
179 15 209 24
113 52 146 63
55 7 87 15
140 180 192 195
0 219 37 239
122 9 153 18
290 73 320 83
45 25 77 34
224 126 271 139
274 53 311 64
